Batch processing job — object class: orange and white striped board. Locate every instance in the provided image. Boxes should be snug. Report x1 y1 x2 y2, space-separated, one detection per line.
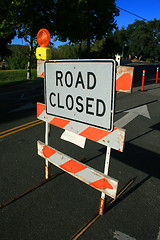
37 102 125 152
116 66 134 93
38 141 118 199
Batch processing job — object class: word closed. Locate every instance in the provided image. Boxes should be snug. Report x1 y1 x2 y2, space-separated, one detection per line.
45 60 115 131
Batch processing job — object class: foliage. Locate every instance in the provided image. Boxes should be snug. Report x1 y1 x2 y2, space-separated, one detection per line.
90 34 119 59
55 0 119 55
126 20 149 59
113 27 128 56
12 0 56 42
1 1 160 66
111 19 160 61
125 19 160 60
54 44 80 59
51 42 89 59
6 45 36 70
0 0 119 73
0 0 16 59
6 45 28 69
7 0 56 78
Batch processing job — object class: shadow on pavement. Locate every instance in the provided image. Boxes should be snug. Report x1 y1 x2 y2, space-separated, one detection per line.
105 175 151 213
113 141 160 179
48 124 160 180
0 79 44 123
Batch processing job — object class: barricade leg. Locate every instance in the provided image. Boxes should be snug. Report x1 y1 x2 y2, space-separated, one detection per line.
99 146 111 215
45 122 51 179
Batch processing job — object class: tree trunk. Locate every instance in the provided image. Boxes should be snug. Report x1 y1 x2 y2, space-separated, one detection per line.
87 37 91 57
86 0 91 57
27 37 33 80
78 41 82 58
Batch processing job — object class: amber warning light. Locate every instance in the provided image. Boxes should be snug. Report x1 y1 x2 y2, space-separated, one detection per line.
37 28 50 47
36 28 52 60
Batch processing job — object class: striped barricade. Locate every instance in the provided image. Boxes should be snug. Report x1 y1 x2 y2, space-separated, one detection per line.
37 102 125 152
116 66 134 93
38 141 118 199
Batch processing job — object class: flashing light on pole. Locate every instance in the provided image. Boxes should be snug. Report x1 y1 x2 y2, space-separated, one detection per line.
36 28 52 60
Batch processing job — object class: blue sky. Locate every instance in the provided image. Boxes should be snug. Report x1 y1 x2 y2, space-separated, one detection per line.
11 0 160 48
116 0 160 28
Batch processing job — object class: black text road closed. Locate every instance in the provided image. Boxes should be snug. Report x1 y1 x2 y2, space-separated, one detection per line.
45 60 116 131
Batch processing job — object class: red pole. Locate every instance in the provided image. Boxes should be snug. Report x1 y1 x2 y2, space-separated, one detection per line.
141 70 146 91
156 67 159 84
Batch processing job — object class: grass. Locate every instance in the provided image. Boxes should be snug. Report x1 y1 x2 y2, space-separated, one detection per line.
0 69 41 86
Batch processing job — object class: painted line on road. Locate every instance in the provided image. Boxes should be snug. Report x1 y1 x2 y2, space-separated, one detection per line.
113 230 136 240
157 226 160 240
0 119 42 139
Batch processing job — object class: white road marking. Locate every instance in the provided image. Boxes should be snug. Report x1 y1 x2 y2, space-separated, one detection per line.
113 230 136 240
115 105 151 128
157 227 160 240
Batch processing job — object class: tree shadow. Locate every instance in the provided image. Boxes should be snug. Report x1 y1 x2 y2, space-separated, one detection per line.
0 79 44 124
113 141 160 179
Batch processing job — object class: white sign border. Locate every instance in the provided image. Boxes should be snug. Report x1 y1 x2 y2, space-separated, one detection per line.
44 59 116 131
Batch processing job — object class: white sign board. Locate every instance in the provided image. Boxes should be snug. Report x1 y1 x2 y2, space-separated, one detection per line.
45 60 116 131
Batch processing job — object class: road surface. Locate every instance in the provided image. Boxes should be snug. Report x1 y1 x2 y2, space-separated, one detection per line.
0 80 160 240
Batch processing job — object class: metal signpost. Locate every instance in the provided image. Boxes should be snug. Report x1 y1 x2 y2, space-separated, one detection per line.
37 59 125 215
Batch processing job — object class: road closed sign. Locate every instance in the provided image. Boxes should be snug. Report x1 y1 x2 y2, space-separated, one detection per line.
45 59 116 131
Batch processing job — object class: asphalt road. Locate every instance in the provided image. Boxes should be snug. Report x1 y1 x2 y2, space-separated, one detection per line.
0 80 160 240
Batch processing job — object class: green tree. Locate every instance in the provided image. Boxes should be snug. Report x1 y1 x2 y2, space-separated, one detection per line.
114 27 128 57
0 0 16 60
6 45 29 69
145 19 160 60
126 19 160 60
90 37 115 58
55 0 119 56
11 0 56 79
126 20 148 59
55 44 79 59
